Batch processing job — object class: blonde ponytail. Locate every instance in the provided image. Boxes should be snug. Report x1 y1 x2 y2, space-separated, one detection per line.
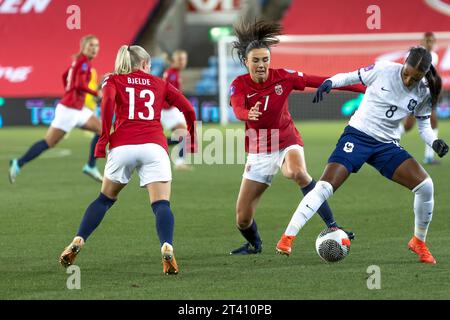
115 45 132 74
114 45 151 75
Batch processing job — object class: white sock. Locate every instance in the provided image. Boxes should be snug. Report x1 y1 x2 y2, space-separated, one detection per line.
285 181 334 236
424 128 438 160
412 178 434 242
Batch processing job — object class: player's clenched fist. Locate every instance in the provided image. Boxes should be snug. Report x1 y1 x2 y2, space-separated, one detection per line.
432 139 449 158
248 101 262 121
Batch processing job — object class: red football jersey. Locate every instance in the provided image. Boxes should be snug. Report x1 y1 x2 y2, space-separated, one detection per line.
60 54 98 110
162 67 182 110
230 68 366 153
95 70 196 158
163 67 181 90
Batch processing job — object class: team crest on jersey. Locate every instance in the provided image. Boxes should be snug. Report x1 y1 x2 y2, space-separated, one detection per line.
229 85 236 96
275 84 283 95
343 142 354 153
407 99 418 111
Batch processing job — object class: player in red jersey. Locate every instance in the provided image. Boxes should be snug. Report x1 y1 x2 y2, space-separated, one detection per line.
59 45 196 275
162 50 192 170
228 21 366 255
9 35 104 183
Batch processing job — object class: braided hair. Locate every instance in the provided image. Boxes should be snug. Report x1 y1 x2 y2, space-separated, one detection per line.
405 46 442 107
232 19 282 66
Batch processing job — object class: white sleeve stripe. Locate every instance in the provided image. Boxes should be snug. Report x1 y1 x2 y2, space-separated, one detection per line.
101 76 110 89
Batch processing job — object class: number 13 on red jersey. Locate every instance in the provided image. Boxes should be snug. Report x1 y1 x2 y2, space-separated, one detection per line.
125 87 155 120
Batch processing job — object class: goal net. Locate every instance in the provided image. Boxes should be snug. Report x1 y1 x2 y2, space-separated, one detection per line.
218 32 450 125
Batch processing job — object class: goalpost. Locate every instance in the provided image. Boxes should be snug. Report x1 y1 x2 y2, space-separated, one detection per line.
218 32 450 125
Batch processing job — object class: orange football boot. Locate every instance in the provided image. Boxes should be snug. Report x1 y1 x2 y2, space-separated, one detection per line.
59 236 84 268
161 242 179 275
276 234 296 256
408 236 436 264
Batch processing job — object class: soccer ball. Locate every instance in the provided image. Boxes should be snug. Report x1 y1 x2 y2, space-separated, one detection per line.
315 227 351 262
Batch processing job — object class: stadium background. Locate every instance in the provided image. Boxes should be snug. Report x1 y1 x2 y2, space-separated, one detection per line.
1 0 449 126
1 0 450 301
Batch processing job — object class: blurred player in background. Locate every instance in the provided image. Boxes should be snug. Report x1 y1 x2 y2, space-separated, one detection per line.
82 66 104 181
278 47 448 264
84 67 99 113
228 20 365 255
59 45 196 275
400 32 440 164
162 50 191 170
9 35 103 183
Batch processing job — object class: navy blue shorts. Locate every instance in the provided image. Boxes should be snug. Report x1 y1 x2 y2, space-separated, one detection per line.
328 126 412 179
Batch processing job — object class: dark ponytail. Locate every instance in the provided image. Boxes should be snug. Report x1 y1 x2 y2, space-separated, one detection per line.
425 64 442 107
232 19 282 65
405 46 441 107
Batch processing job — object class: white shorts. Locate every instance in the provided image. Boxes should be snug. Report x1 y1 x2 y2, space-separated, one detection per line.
104 143 172 187
161 107 186 130
243 144 304 186
51 103 94 133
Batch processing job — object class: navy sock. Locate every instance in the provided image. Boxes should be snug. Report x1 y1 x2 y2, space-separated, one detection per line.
87 134 99 167
77 193 116 241
151 200 174 246
17 140 49 168
238 220 262 247
301 180 336 227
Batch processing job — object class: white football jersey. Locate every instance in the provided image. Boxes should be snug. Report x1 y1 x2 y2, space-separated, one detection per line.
349 61 432 143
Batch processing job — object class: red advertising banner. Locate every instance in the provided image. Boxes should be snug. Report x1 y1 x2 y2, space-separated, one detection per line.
271 35 450 89
187 0 241 12
0 0 158 97
186 0 241 24
274 0 450 88
283 0 450 35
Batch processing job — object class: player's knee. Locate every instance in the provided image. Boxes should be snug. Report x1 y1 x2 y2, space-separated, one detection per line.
235 208 253 229
317 180 334 198
236 217 252 229
45 139 56 148
285 166 309 185
412 177 434 199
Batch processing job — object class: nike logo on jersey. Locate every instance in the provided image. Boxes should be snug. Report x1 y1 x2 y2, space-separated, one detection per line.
381 87 390 92
247 93 258 98
306 204 314 211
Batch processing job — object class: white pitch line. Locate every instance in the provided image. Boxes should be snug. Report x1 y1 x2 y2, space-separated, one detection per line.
0 148 72 160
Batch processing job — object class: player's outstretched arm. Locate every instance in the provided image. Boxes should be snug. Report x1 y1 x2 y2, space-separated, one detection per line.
307 72 366 103
304 74 365 94
417 117 449 157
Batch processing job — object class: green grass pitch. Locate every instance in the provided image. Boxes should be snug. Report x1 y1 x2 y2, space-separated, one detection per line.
0 121 449 299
